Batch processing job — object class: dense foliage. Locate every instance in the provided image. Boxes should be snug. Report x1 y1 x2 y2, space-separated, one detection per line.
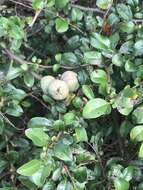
1 0 143 189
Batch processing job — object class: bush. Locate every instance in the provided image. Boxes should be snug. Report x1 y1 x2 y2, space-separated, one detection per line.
0 0 143 189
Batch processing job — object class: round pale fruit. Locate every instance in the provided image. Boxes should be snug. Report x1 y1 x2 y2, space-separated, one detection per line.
61 71 79 92
40 75 55 94
48 79 69 100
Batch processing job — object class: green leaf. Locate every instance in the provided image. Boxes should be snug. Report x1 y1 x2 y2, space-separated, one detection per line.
63 112 75 126
57 180 72 190
11 88 27 101
120 120 132 138
112 54 124 67
24 72 35 88
75 127 88 142
74 167 87 183
30 165 52 187
54 142 73 162
43 181 55 190
55 18 69 33
134 40 143 56
122 166 134 182
130 125 143 142
125 60 136 72
82 85 95 100
139 143 143 158
6 67 22 81
114 178 129 190
132 106 143 124
6 104 23 117
32 0 45 10
96 0 112 10
90 33 111 51
115 86 137 116
47 0 55 7
84 51 102 66
116 4 133 21
25 128 49 147
71 8 83 22
61 52 77 65
120 21 135 33
52 168 61 181
0 118 4 135
90 69 108 85
28 117 52 128
0 160 7 174
82 98 111 119
9 25 25 40
55 0 69 8
17 159 42 176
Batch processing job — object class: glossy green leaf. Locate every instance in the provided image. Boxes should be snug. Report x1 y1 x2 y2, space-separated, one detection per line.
130 125 143 142
71 8 83 21
96 0 112 10
28 117 52 128
32 0 45 10
114 178 129 190
116 4 133 21
6 104 23 117
6 67 22 81
55 18 69 33
90 69 107 85
30 165 52 187
0 118 4 135
84 51 102 66
42 182 55 190
83 98 111 119
82 85 95 100
74 167 87 183
112 54 124 67
54 142 73 162
122 166 134 181
24 72 35 88
90 33 111 50
75 127 88 142
139 143 143 158
25 128 49 147
57 180 72 190
17 159 42 176
55 0 69 8
134 40 143 56
132 106 143 124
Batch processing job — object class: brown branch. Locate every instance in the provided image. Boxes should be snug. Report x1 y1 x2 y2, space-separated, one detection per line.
28 93 51 111
63 165 77 189
2 48 89 70
8 0 32 9
70 4 105 14
0 111 23 131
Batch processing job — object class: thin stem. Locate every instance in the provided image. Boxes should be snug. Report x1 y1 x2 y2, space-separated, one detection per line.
86 142 106 179
70 4 105 14
0 111 23 131
29 9 42 28
100 0 113 34
8 0 32 9
133 19 143 23
28 93 51 111
2 48 89 70
63 164 77 189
